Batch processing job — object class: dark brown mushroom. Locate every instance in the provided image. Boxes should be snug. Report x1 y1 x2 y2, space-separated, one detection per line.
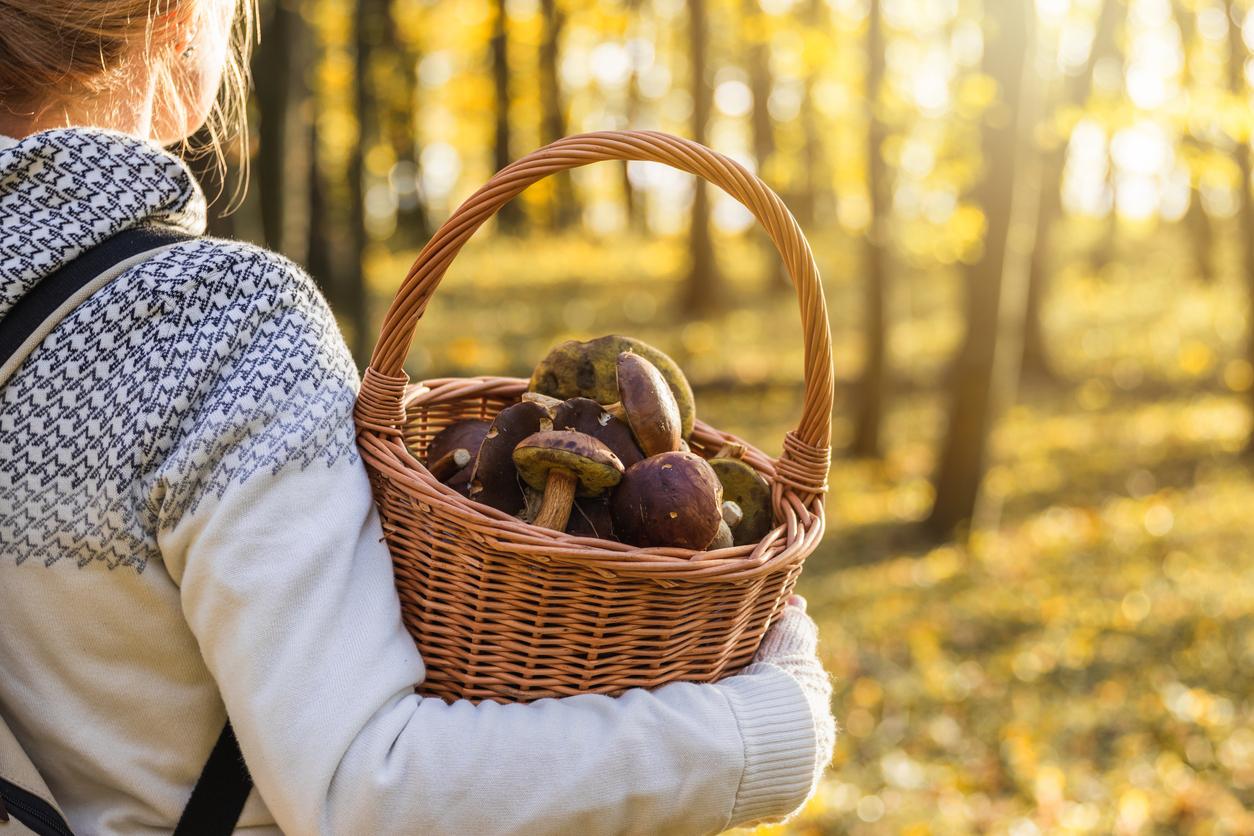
513 431 625 531
605 352 681 456
553 397 644 468
709 456 772 546
426 419 491 495
528 335 696 438
428 448 472 482
610 451 724 550
468 401 555 516
566 497 618 541
707 521 734 550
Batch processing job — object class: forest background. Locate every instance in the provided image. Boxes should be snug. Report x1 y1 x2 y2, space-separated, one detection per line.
197 0 1254 831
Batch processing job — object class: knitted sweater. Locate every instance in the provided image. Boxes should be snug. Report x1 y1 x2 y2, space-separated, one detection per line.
0 128 819 835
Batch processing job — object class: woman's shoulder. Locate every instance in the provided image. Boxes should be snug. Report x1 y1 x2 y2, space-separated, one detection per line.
131 235 356 387
147 236 324 311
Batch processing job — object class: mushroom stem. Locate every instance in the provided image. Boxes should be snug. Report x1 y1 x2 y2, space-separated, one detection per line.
532 469 578 530
715 442 746 460
721 500 744 529
521 392 564 412
428 448 471 481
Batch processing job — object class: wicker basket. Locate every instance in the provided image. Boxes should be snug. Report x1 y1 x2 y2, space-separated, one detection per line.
354 130 834 703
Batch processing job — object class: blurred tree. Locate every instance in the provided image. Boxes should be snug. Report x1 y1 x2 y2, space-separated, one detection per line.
742 0 790 292
1227 0 1254 452
539 0 579 229
1090 10 1126 274
1173 0 1217 284
345 0 383 365
928 0 1035 536
620 0 645 232
1022 0 1118 384
185 130 237 239
851 0 888 458
684 0 722 314
253 0 311 259
794 0 828 229
379 0 431 245
307 117 335 299
492 0 524 232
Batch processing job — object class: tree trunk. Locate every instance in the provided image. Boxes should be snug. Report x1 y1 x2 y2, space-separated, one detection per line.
381 0 430 245
622 1 645 232
186 127 237 239
927 0 1035 538
1022 0 1119 383
794 0 826 229
539 0 578 230
491 0 524 233
253 0 311 260
851 0 888 458
741 0 788 292
1228 2 1254 453
683 0 721 315
346 0 381 367
1173 0 1216 283
307 116 335 302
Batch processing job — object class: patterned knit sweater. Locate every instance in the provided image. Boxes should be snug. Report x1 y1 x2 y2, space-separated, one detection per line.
0 128 821 835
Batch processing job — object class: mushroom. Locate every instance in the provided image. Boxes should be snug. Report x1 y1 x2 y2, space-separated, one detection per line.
513 430 625 531
610 451 724 550
566 497 617 541
604 352 682 456
428 448 472 482
552 397 644 468
529 335 696 438
426 419 491 494
468 401 555 515
709 453 772 546
707 521 734 550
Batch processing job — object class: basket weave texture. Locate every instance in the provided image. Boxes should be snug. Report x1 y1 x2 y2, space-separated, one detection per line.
354 131 835 703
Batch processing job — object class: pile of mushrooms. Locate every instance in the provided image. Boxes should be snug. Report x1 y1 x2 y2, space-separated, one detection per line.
415 335 774 552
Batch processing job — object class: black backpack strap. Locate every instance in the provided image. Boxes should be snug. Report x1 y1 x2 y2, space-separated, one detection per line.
0 225 255 833
173 721 254 836
0 224 193 378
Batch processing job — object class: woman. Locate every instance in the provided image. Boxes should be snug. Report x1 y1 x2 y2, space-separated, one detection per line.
0 1 836 834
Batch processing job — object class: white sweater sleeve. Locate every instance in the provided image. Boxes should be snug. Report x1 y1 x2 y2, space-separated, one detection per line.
153 249 818 836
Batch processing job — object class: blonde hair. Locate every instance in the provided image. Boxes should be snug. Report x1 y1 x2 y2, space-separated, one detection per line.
0 0 256 199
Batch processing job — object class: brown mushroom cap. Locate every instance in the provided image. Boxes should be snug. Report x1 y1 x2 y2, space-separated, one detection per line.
566 497 618 541
528 335 696 438
611 451 723 550
513 431 625 497
468 401 555 515
614 352 681 456
428 419 491 466
710 457 772 546
553 397 644 468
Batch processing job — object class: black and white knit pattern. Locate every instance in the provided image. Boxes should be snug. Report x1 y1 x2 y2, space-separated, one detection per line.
0 129 359 571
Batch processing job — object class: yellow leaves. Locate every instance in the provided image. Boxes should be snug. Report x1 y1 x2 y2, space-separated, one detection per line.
956 73 999 118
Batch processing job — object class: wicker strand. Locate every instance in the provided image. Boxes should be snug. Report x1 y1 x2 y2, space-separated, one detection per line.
775 431 832 497
355 368 409 437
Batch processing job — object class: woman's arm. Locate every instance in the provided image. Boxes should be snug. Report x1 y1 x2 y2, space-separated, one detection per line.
155 246 826 835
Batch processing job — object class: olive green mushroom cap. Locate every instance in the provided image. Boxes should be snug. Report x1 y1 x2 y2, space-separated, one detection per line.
529 335 696 438
513 430 625 497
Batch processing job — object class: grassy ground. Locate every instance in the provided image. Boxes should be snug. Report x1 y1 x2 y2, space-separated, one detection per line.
370 221 1254 834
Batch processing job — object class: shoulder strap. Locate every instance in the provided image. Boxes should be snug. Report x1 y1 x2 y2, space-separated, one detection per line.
0 225 192 387
0 226 255 834
173 722 253 836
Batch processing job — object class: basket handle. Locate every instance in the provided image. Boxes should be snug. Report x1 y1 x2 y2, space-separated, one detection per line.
356 130 833 498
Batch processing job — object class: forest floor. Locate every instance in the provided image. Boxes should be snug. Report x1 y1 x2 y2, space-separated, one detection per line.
373 221 1254 834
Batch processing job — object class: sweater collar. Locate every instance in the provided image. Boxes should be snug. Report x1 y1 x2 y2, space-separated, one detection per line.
0 127 206 319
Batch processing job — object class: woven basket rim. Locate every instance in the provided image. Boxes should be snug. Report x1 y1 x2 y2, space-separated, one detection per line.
358 376 824 582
